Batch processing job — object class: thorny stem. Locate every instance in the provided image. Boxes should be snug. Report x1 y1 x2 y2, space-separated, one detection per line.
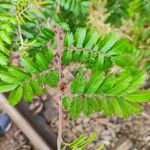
55 26 64 150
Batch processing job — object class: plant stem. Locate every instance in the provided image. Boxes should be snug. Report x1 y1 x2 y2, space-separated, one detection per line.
56 0 61 13
17 19 24 49
55 26 64 150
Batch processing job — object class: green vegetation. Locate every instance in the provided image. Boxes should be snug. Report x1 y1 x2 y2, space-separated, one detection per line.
0 0 149 149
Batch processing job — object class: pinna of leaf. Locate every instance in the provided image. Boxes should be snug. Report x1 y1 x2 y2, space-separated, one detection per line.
62 28 150 119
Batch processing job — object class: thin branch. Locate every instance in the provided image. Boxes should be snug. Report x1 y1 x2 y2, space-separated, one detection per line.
55 26 64 150
66 47 108 57
56 0 61 13
17 19 24 49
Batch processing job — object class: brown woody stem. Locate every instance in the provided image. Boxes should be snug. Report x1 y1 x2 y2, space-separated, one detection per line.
55 26 64 150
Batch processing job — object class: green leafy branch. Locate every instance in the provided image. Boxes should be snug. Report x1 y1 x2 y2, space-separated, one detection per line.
0 48 59 105
62 132 100 150
0 1 150 149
